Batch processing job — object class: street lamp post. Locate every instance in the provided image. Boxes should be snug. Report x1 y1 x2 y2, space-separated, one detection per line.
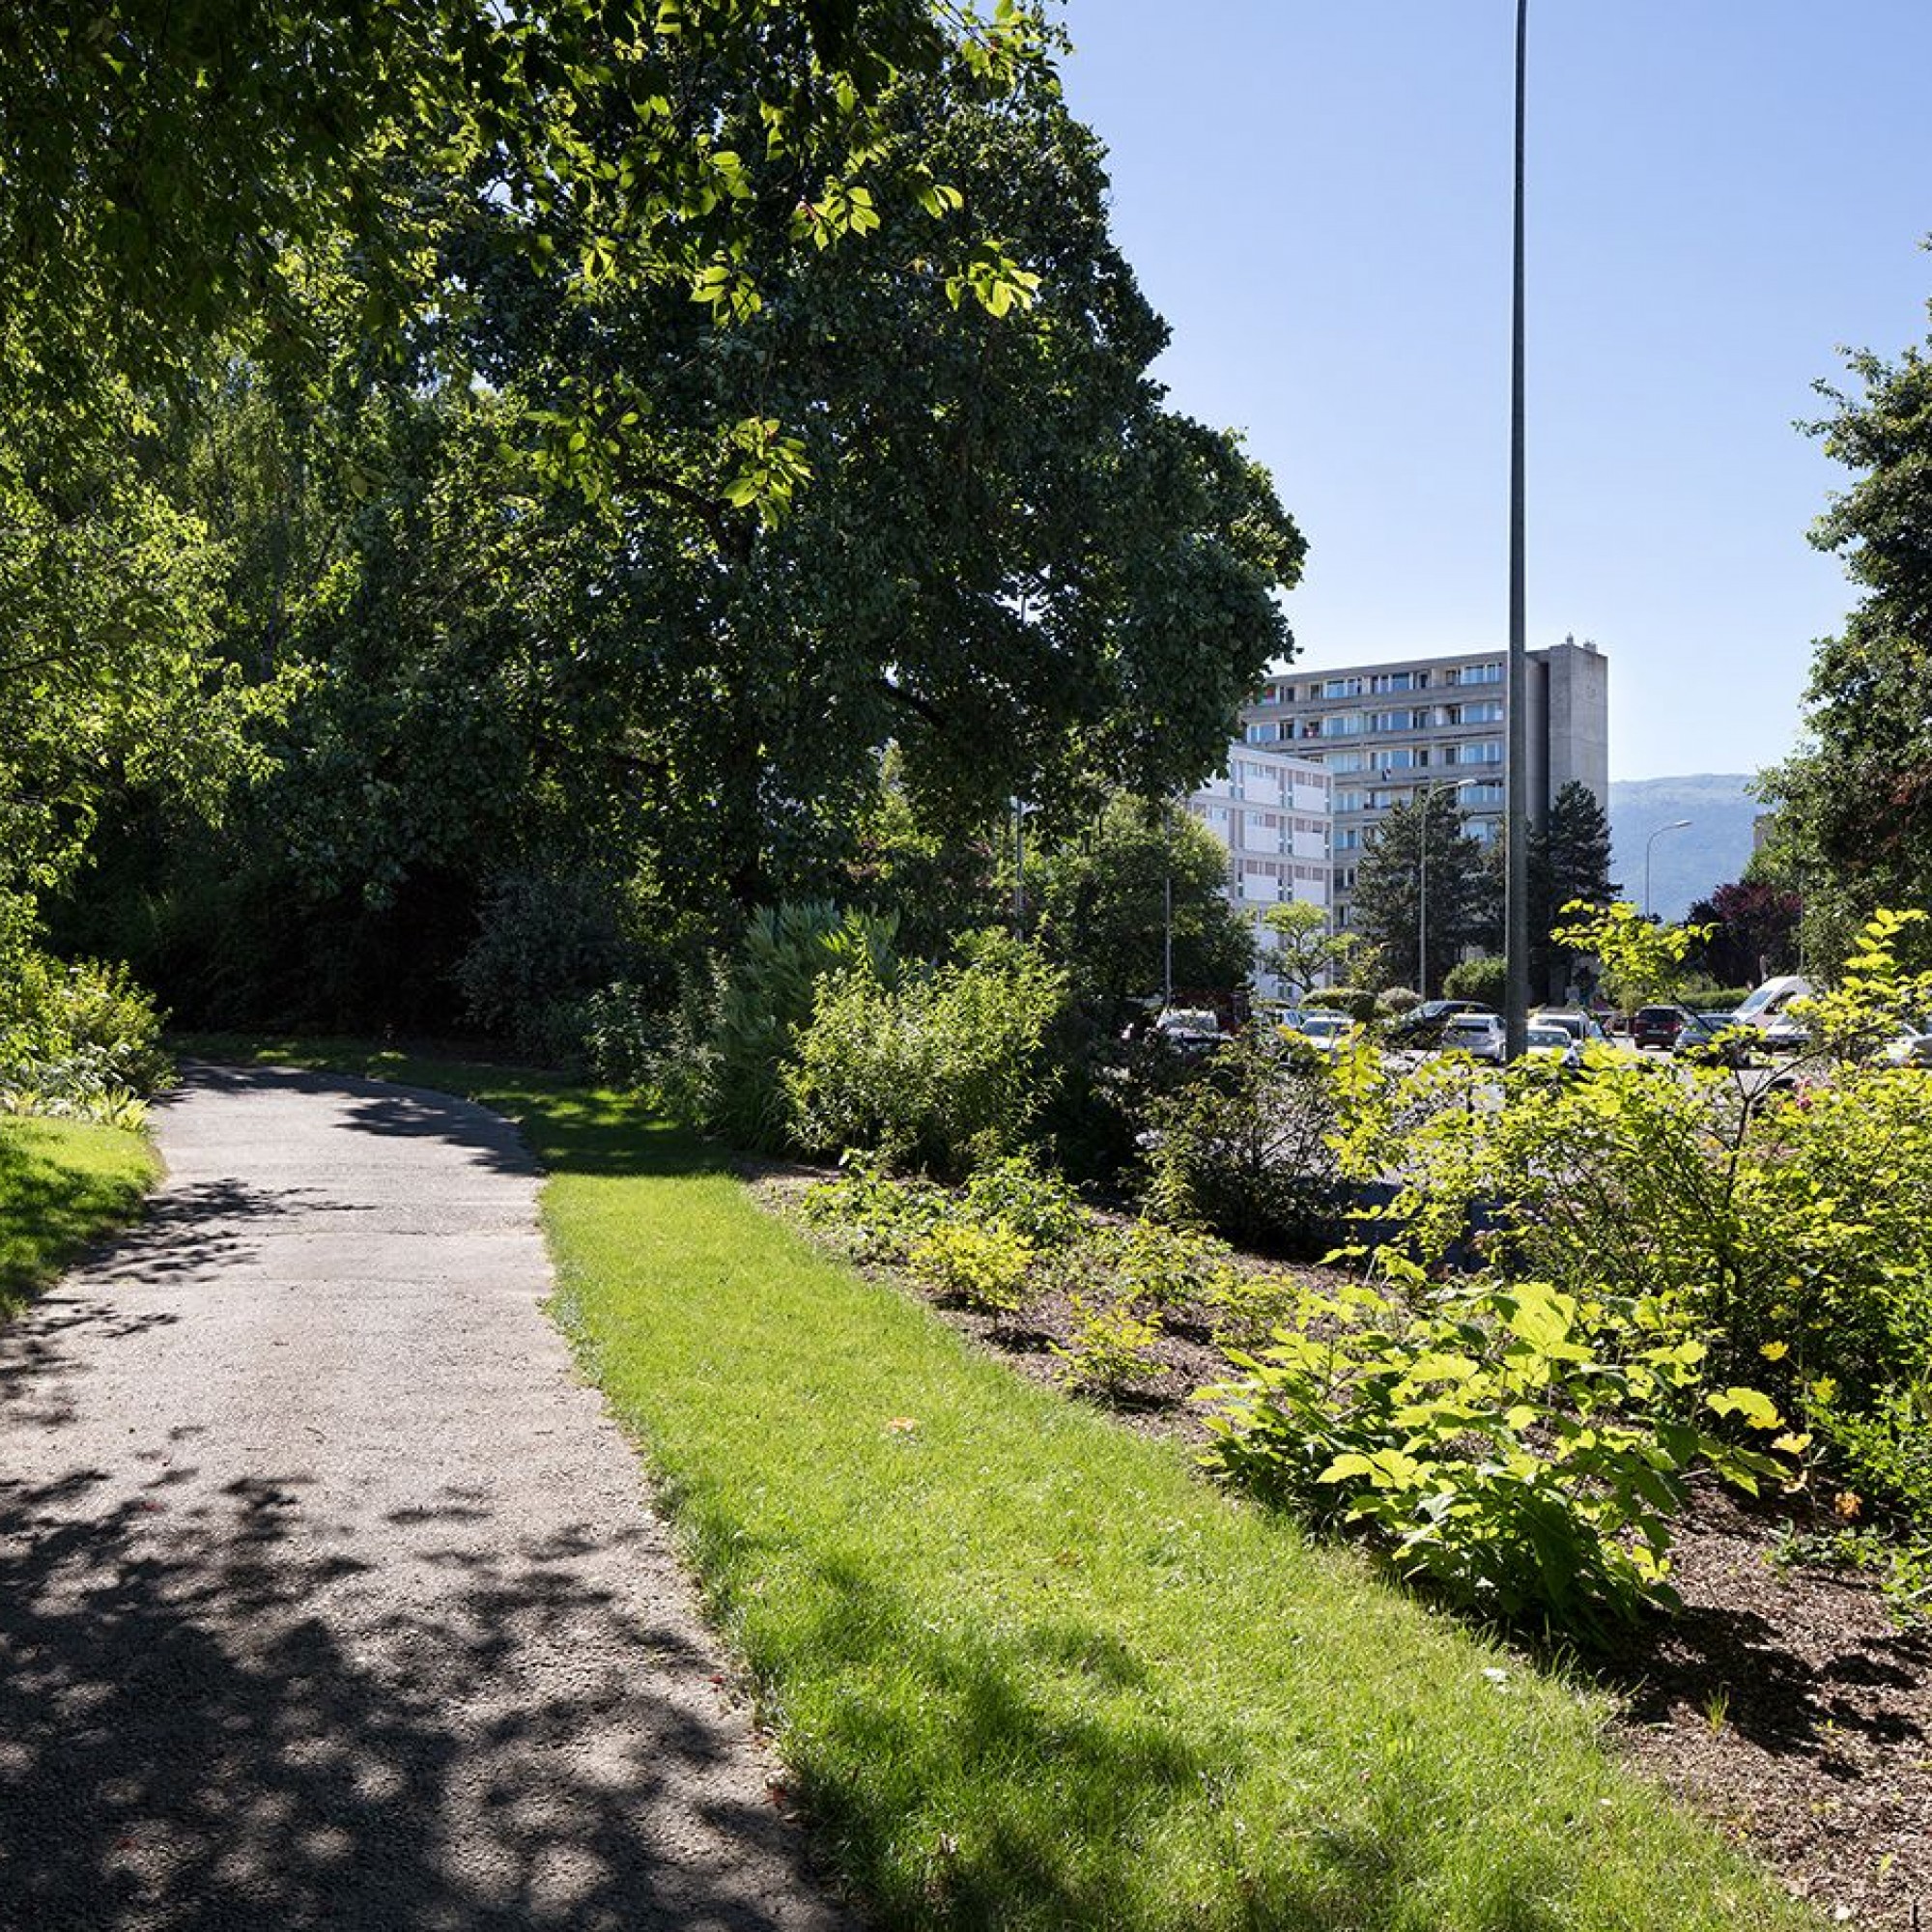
1643 819 1691 921
1503 0 1531 1062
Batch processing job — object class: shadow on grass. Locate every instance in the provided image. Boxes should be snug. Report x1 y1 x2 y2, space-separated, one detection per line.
0 1122 152 1316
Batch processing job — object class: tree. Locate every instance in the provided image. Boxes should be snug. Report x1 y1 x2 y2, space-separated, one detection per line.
4 2 1061 966
1762 282 1932 969
2 2 1049 430
1259 900 1361 1003
1350 794 1490 998
1536 781 1619 998
1687 881 1803 989
1035 799 1255 1028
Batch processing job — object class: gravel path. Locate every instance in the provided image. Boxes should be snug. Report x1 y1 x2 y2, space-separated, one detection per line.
0 1063 852 1932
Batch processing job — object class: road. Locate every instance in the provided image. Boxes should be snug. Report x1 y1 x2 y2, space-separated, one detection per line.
0 1063 848 1932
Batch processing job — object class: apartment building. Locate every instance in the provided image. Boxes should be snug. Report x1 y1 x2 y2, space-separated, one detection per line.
1239 637 1607 930
1182 744 1333 993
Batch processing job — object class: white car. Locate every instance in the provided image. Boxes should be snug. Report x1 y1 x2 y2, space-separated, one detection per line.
1440 1011 1506 1065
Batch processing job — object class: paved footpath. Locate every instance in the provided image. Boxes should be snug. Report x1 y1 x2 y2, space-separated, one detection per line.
0 1063 850 1932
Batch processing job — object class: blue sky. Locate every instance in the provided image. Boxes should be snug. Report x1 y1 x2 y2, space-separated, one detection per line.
1053 1 1932 781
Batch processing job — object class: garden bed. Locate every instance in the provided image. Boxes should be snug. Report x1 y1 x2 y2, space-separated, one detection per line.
758 1164 1932 1928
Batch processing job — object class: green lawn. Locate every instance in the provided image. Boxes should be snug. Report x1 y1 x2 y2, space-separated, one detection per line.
0 1114 158 1317
180 1037 1814 1931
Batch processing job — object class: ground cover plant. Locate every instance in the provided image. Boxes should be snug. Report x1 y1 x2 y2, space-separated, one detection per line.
181 1036 1812 1931
0 1115 157 1318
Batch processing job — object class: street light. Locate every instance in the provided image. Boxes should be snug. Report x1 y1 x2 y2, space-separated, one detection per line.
1503 0 1531 1062
1643 819 1690 920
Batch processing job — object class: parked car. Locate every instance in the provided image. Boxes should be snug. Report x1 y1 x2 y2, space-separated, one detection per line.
1387 999 1493 1047
1673 1010 1757 1067
1281 1010 1356 1059
1631 1005 1687 1051
1521 1021 1582 1076
1439 1011 1506 1065
1153 1008 1222 1058
1529 1008 1611 1049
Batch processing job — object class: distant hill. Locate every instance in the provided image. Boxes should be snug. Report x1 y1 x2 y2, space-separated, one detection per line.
1607 776 1761 923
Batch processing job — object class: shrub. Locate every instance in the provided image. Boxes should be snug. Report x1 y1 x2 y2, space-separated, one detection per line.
958 1155 1088 1249
908 1218 1036 1315
453 868 625 1051
1140 1027 1348 1255
1318 985 1379 1024
786 931 1067 1175
1071 1218 1240 1314
0 950 171 1119
1198 1256 1792 1635
799 1161 944 1264
1052 1292 1165 1396
1375 985 1420 1017
660 903 901 1151
1442 955 1507 1006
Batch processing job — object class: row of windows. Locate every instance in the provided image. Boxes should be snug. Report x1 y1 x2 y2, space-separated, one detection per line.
1293 699 1503 738
1256 662 1505 706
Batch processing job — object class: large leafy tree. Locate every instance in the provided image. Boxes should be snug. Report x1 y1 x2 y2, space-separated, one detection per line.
4 1 1054 954
1035 800 1256 1028
1764 284 1932 966
1350 794 1490 997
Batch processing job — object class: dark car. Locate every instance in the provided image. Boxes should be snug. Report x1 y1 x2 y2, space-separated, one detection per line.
1632 1005 1687 1051
1673 1010 1756 1067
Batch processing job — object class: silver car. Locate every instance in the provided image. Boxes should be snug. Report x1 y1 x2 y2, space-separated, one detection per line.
1440 1011 1506 1065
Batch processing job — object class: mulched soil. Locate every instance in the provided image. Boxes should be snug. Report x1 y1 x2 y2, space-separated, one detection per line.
748 1164 1932 1930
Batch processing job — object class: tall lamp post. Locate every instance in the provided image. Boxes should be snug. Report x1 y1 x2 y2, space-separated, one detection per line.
1643 819 1691 920
1503 0 1531 1062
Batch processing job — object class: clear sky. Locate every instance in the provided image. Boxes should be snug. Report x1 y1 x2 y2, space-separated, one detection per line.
1052 1 1932 782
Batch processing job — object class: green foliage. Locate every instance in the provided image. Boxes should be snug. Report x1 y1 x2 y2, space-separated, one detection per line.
1200 1258 1789 1634
1349 792 1492 997
1139 1028 1347 1256
1035 798 1256 1027
1534 781 1619 999
1762 303 1932 957
958 1154 1086 1249
1442 955 1507 1006
0 949 172 1121
799 1159 945 1264
1318 986 1382 1024
1258 898 1359 1002
683 902 902 1151
786 929 1066 1173
1549 900 1708 1010
1052 1292 1165 1396
1080 1219 1241 1314
452 869 629 1055
908 1216 1036 1314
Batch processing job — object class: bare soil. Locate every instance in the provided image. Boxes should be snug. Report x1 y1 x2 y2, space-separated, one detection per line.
753 1167 1932 1930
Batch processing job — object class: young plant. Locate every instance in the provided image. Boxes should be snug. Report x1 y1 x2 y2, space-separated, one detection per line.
907 1217 1037 1315
1052 1292 1165 1397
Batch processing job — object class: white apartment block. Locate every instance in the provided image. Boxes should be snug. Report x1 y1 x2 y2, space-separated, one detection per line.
1239 637 1608 931
1182 745 1333 993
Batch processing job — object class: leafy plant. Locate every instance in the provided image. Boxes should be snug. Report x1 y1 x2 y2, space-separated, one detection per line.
958 1154 1087 1249
1199 1255 1791 1635
1140 1026 1347 1255
1052 1292 1165 1396
907 1217 1036 1315
786 929 1066 1174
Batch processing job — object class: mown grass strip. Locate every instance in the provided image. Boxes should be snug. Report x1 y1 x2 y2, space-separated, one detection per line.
0 1115 158 1317
181 1038 1812 1931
